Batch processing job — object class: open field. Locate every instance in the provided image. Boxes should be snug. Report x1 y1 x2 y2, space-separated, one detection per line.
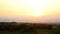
0 22 60 34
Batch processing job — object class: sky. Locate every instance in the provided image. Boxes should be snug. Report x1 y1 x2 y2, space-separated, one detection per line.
0 0 60 23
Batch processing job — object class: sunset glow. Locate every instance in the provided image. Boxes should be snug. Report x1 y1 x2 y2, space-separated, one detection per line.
32 8 40 16
0 0 60 22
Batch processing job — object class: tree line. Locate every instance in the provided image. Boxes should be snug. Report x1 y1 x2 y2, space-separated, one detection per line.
0 22 57 32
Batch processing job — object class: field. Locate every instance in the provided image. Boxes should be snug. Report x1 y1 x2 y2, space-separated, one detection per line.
0 22 60 34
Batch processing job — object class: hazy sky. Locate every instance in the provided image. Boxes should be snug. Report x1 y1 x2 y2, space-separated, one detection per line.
0 0 60 23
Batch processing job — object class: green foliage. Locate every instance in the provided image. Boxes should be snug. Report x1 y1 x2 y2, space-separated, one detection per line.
50 27 60 34
0 22 59 34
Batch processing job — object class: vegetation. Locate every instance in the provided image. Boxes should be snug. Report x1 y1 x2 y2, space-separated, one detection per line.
0 22 59 34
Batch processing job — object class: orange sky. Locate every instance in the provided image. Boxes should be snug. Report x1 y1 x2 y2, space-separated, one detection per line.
0 0 60 23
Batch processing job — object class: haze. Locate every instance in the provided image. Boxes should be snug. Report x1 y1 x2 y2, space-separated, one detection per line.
0 0 60 23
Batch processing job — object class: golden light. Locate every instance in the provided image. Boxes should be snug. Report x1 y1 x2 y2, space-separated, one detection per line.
0 0 60 17
32 8 41 16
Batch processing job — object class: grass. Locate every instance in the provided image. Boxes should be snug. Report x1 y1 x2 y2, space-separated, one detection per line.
0 30 50 34
0 29 60 34
0 27 60 34
50 28 60 34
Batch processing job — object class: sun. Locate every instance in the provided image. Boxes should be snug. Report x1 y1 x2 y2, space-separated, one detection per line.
32 8 41 16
